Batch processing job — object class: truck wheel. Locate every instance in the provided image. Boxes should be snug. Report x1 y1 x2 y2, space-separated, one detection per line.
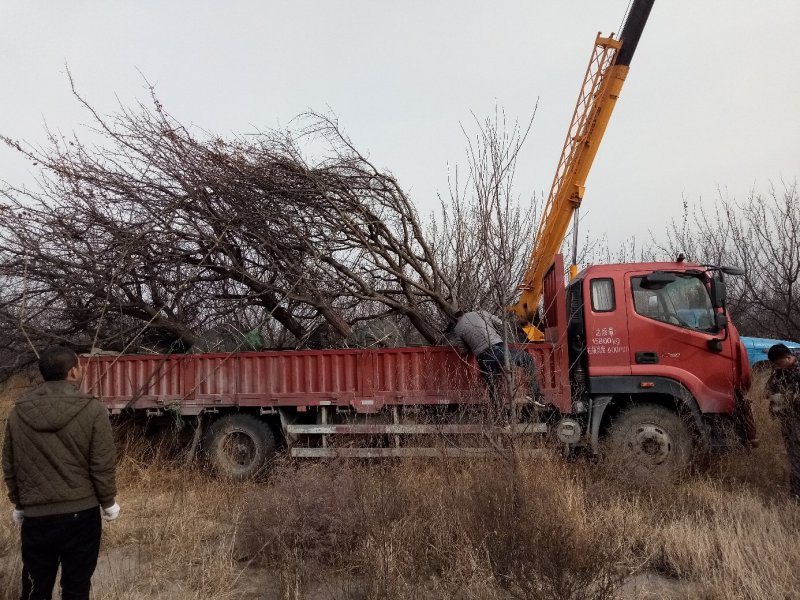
204 414 276 480
606 403 693 481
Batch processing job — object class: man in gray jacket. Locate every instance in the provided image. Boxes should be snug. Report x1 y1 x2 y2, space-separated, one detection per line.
2 346 119 600
447 310 538 407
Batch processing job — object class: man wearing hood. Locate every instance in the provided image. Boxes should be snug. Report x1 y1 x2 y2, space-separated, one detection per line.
766 343 800 499
2 346 119 600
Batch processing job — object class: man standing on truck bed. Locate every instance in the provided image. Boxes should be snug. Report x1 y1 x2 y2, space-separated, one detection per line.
446 310 538 409
766 343 800 499
2 346 120 600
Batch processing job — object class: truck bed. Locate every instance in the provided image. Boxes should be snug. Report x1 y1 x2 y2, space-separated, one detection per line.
81 344 569 416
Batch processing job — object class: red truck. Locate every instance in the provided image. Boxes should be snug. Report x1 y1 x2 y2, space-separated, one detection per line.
82 0 755 479
82 255 755 479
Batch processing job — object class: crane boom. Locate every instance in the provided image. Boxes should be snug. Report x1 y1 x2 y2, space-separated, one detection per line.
511 0 655 339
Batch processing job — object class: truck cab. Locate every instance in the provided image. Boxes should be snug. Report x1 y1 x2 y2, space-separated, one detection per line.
556 258 754 477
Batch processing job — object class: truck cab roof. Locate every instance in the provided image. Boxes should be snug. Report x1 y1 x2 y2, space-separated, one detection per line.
577 260 702 278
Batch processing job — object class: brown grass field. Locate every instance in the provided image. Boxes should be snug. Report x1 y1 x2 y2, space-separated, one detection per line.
0 373 798 600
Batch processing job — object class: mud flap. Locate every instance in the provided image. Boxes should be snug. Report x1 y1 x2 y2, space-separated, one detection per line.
735 390 759 448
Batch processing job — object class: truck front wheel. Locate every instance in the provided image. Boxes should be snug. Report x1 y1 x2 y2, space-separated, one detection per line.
204 414 276 480
606 403 693 481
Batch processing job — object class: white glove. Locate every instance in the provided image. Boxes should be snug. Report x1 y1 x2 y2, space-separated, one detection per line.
11 509 24 526
769 393 785 416
101 502 120 522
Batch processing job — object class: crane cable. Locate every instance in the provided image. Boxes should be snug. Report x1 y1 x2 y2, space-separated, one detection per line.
617 0 634 38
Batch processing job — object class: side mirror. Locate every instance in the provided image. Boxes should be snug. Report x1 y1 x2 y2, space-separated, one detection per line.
721 266 745 276
714 313 728 330
709 277 727 308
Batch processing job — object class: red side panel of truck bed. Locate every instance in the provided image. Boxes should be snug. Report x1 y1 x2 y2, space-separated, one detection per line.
542 255 571 413
82 256 572 415
81 343 569 415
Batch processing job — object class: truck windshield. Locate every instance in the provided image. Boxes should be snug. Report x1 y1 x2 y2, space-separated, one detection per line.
632 274 716 332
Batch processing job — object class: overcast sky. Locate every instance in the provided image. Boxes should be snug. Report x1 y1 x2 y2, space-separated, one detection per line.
2 1 798 251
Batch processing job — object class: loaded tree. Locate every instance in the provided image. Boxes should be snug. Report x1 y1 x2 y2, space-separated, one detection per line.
0 83 536 379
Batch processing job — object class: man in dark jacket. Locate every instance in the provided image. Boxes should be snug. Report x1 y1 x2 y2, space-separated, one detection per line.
766 343 800 499
2 346 119 600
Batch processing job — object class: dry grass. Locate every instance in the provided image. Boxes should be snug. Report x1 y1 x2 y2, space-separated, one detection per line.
0 373 799 599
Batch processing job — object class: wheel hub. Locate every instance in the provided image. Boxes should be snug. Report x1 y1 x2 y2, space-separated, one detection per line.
631 423 672 464
223 431 256 467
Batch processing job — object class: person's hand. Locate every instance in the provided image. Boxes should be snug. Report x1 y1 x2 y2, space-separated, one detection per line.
11 509 24 526
101 502 120 522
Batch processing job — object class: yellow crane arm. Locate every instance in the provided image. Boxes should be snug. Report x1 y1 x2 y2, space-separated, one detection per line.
510 0 654 340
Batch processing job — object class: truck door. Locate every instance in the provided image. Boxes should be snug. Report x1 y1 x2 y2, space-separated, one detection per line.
624 270 737 413
584 274 632 376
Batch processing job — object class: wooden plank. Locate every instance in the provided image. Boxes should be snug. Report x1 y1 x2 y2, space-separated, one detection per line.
290 447 546 458
286 423 548 435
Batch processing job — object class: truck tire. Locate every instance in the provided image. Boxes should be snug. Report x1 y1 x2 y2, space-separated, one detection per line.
204 414 276 480
606 403 693 481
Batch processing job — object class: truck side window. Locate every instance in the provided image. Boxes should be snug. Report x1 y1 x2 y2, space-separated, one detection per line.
631 274 716 331
590 279 615 312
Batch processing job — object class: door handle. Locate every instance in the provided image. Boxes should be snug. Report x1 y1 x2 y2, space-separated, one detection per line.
635 351 659 364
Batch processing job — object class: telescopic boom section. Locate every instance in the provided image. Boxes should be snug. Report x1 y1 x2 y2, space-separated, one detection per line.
511 0 655 339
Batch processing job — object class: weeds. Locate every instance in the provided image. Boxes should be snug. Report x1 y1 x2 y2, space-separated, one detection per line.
1 374 799 599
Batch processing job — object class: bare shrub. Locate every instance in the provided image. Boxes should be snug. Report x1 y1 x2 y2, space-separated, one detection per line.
460 457 630 600
235 460 363 569
234 456 633 600
654 182 800 340
709 370 791 499
4 374 800 599
0 375 34 598
652 482 800 599
97 461 252 599
430 108 538 316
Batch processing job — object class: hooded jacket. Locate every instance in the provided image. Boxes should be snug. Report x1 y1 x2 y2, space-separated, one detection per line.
2 380 117 517
451 311 504 357
768 360 800 418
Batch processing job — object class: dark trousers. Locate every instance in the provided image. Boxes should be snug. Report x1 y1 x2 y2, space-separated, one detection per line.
476 343 539 406
20 506 101 600
781 421 800 499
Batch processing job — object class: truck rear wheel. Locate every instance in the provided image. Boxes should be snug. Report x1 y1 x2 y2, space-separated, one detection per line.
204 414 276 480
606 403 693 481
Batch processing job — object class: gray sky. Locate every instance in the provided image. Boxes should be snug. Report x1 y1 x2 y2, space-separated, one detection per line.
2 1 798 250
